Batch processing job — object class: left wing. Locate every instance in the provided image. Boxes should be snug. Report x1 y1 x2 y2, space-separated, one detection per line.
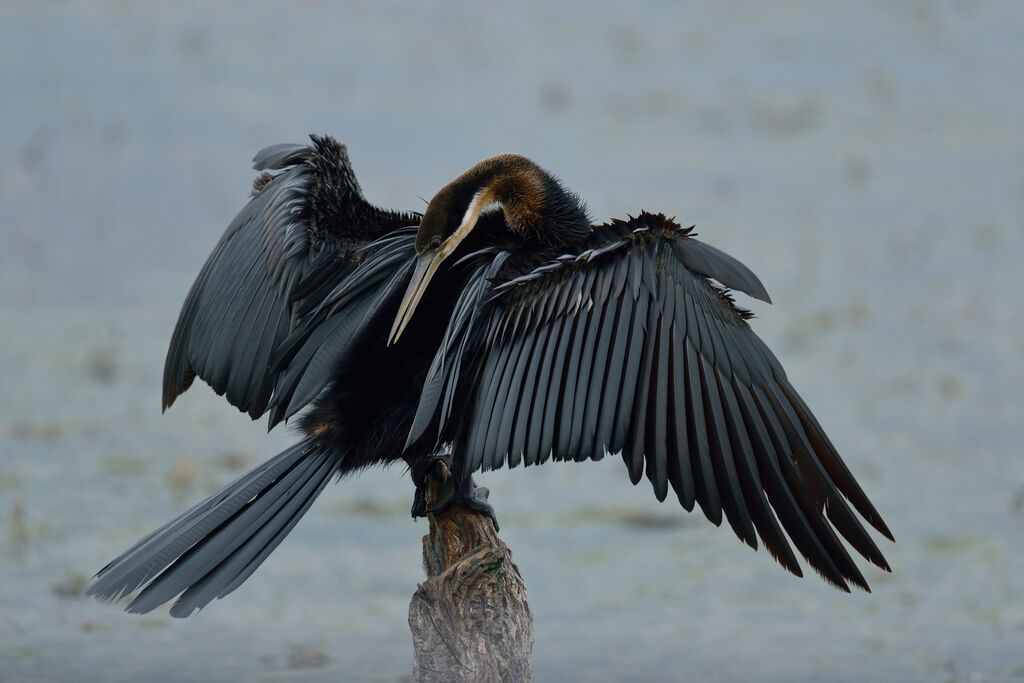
407 212 892 591
162 135 418 424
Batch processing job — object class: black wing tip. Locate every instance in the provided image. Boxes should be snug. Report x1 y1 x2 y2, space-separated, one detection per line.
730 271 772 305
670 231 773 305
872 516 896 543
805 563 854 593
737 268 772 305
754 534 880 593
747 509 888 592
847 567 871 593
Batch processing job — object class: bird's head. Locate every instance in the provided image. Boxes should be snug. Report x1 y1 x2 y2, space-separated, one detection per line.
389 154 589 344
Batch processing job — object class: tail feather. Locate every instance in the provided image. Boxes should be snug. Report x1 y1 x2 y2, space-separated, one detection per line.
87 438 336 616
157 455 334 617
177 456 333 613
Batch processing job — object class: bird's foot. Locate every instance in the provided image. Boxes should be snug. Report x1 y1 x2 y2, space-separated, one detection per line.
410 456 499 531
409 453 451 520
427 476 499 532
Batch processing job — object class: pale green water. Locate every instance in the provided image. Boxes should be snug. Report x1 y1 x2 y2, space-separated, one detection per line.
2 1 1023 680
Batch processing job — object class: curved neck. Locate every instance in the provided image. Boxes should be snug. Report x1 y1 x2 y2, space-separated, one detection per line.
454 155 591 244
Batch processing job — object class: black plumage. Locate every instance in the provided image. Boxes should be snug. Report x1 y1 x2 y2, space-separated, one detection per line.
391 154 893 593
90 141 892 618
89 136 453 615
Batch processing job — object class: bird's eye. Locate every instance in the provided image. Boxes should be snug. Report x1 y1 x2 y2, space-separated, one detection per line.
429 236 442 250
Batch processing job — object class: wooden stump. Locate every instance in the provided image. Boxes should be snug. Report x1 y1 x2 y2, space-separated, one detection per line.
409 477 534 682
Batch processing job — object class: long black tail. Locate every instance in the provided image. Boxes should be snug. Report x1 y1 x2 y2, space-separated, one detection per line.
87 437 337 617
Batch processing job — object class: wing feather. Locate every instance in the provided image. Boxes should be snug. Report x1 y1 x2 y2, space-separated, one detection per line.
715 370 799 572
685 334 724 525
667 322 696 511
525 299 567 464
517 302 560 466
419 212 889 590
698 348 756 545
163 135 417 424
576 261 621 460
626 291 656 485
612 293 648 456
569 275 612 462
556 297 596 459
591 274 633 457
539 313 578 464
644 314 671 501
465 338 509 473
504 326 543 468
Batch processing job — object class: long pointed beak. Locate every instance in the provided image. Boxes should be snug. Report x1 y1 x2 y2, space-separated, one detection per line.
388 249 445 345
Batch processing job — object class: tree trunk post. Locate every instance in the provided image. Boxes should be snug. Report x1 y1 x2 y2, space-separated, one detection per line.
409 474 534 682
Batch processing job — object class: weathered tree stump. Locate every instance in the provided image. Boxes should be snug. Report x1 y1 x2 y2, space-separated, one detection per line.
409 475 533 682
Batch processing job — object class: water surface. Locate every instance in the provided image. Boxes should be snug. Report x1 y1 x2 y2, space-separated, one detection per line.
2 2 1023 680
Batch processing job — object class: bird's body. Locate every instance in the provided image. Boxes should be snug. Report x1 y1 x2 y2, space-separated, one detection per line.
89 136 891 617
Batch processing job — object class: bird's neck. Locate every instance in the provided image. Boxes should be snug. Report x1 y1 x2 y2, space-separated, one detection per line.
487 171 591 246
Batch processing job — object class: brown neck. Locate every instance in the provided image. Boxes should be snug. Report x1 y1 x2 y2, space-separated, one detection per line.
450 154 590 242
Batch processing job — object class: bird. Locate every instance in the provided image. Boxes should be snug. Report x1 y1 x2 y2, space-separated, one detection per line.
87 135 475 617
88 138 892 619
389 152 893 593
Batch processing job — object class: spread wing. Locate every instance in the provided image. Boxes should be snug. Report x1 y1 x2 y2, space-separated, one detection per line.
410 212 892 591
162 135 418 424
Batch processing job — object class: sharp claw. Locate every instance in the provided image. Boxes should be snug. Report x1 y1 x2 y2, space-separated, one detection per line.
411 485 428 519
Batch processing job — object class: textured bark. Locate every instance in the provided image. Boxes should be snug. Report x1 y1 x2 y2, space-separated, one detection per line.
409 476 534 682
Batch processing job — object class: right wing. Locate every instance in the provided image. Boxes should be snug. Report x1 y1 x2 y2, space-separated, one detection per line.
409 212 892 591
162 135 419 424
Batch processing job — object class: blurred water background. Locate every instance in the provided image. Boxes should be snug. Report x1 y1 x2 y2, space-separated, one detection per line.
2 1 1023 680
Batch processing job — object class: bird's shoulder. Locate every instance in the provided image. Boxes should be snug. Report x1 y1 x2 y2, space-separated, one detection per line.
162 134 419 421
486 211 763 315
252 134 420 253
